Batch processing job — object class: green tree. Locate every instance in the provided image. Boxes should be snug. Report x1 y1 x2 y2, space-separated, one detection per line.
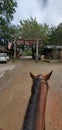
19 17 50 60
50 23 62 46
0 0 17 22
19 17 49 44
0 0 17 38
40 23 50 46
19 17 41 40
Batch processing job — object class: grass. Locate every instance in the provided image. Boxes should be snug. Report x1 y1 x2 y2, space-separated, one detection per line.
9 57 21 64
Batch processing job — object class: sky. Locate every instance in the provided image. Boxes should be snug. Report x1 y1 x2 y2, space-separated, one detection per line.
12 0 62 26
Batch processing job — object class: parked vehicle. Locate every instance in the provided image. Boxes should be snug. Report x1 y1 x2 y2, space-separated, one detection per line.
0 53 9 62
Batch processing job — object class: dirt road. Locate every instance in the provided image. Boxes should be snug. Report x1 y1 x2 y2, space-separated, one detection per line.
0 61 62 130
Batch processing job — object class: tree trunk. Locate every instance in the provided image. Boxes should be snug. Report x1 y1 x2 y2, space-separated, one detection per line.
36 39 38 62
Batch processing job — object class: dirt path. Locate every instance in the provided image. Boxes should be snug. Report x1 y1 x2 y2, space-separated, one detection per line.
0 61 62 130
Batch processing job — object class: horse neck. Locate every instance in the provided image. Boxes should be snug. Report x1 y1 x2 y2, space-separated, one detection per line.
35 82 48 130
22 78 41 130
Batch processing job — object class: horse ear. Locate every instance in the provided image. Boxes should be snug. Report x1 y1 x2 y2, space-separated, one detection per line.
30 72 35 80
45 71 52 81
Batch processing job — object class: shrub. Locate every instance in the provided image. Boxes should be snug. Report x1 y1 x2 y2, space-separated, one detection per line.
25 50 32 56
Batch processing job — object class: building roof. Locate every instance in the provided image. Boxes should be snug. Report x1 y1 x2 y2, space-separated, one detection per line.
44 45 62 49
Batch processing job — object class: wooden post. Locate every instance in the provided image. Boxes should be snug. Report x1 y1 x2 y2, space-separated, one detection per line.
14 37 16 58
36 39 38 62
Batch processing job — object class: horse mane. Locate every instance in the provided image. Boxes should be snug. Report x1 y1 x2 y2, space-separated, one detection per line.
22 77 41 130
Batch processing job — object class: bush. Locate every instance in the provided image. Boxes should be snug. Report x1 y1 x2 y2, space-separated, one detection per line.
25 49 32 56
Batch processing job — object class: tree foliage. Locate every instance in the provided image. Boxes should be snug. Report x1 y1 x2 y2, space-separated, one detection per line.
0 0 17 22
20 17 41 39
49 23 62 46
0 0 17 39
19 17 49 45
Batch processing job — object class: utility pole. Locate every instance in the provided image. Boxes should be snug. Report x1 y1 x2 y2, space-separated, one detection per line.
36 39 38 62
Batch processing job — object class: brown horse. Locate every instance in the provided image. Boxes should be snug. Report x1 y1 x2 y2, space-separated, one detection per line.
22 71 52 130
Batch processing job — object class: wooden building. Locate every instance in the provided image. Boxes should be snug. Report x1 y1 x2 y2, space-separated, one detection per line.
42 45 62 60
